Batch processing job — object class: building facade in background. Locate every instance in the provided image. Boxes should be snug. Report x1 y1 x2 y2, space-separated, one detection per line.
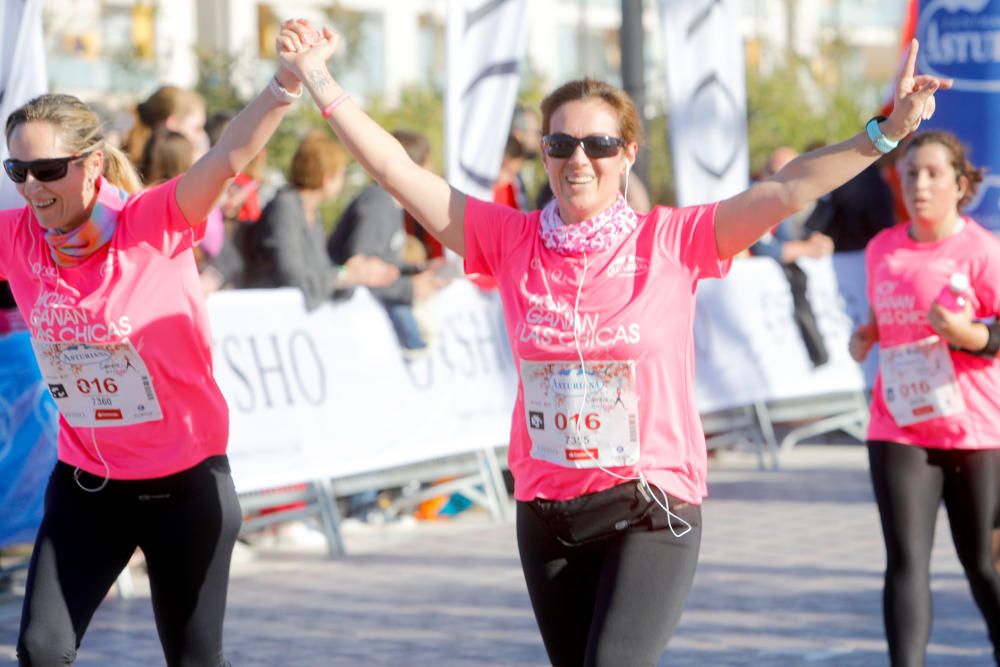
40 0 904 113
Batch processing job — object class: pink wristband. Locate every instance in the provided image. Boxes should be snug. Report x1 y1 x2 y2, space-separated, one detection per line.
321 93 351 119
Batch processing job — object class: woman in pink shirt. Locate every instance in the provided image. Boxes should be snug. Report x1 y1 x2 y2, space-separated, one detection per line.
850 131 1000 665
276 22 946 664
1 23 308 667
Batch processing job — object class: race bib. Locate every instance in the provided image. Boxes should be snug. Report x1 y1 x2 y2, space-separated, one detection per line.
521 360 639 468
31 340 163 427
880 335 965 427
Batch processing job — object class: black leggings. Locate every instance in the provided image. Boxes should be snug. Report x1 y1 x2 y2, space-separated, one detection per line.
516 498 702 667
868 441 1000 666
17 456 242 667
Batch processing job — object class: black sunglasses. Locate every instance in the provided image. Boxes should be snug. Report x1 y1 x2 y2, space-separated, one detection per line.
542 133 625 159
3 153 90 184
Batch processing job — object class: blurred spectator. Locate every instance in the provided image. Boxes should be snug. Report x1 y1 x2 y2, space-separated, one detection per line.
509 104 542 206
136 128 231 295
751 146 833 367
123 86 209 167
493 135 527 210
137 129 194 186
202 111 271 290
0 281 25 335
241 130 398 310
327 129 448 351
805 154 898 251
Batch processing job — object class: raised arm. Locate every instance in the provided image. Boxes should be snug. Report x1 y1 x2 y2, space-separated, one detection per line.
715 40 950 260
174 31 302 225
276 21 467 256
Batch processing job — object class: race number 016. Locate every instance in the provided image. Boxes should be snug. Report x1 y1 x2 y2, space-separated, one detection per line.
554 412 601 431
76 377 119 394
899 380 931 399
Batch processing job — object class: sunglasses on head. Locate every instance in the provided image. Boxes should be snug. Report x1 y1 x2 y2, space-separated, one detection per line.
542 133 625 159
3 153 90 184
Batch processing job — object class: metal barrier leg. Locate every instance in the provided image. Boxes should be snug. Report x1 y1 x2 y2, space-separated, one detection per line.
477 447 512 523
313 479 346 557
753 400 781 470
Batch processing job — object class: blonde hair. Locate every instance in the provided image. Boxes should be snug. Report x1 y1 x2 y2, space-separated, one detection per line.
124 85 203 166
5 93 143 194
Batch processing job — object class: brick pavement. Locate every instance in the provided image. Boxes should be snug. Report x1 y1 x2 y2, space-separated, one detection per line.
0 443 995 666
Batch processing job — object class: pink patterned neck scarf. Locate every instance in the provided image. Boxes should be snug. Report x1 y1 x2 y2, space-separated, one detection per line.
45 177 128 267
539 194 638 256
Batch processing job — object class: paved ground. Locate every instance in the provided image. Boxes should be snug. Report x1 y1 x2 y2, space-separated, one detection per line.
1 443 996 666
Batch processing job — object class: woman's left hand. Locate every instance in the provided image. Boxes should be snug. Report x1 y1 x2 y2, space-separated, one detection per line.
882 39 953 142
927 300 976 347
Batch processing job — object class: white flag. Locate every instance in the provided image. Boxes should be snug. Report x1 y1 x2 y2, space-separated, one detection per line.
446 0 528 200
659 0 748 206
0 0 48 210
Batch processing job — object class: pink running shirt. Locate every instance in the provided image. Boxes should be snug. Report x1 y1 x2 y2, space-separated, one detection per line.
866 220 1000 448
0 176 229 479
464 197 729 504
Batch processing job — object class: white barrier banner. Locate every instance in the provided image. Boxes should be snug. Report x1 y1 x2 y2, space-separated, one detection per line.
212 253 873 491
694 253 870 413
208 283 517 493
659 0 749 206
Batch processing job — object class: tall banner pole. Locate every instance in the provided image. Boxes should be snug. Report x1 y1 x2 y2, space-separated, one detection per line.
917 0 1000 230
445 0 529 201
659 0 749 207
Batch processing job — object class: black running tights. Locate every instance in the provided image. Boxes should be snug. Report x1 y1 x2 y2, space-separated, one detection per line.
17 456 241 666
868 440 1000 666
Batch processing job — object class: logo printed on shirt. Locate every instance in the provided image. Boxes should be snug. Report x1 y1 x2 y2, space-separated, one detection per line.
607 255 650 278
928 257 959 274
30 262 58 279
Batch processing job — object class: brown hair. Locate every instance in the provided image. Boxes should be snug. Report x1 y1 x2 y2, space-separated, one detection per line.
903 130 985 210
392 129 431 167
123 86 203 166
289 130 347 190
138 129 194 185
5 93 143 193
540 78 643 148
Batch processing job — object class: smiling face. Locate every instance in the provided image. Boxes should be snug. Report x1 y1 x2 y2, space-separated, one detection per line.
7 120 103 232
542 99 637 225
900 141 966 232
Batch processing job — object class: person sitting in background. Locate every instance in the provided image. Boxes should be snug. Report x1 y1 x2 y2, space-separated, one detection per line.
750 146 834 367
327 129 448 351
241 129 398 309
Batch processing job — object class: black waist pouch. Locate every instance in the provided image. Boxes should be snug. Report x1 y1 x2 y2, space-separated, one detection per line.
528 481 669 547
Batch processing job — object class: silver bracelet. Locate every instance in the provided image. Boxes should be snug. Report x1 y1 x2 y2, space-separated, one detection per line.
268 75 302 104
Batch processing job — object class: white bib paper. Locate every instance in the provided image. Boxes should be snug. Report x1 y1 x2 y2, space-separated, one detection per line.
521 360 640 468
31 339 163 427
880 335 964 427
